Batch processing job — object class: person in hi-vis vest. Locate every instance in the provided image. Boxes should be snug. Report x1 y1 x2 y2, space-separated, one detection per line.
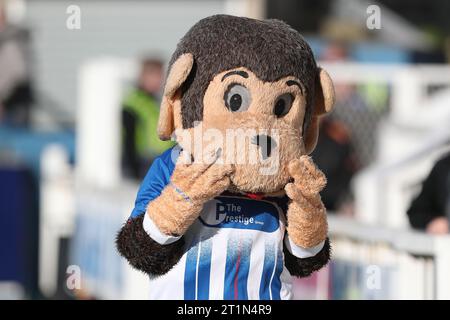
122 57 175 179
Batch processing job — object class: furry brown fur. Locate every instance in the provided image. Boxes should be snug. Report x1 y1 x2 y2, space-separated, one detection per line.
116 215 185 275
285 156 328 247
284 237 331 277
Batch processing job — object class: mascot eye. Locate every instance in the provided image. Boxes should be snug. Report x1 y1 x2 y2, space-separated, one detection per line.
224 84 251 112
274 93 294 117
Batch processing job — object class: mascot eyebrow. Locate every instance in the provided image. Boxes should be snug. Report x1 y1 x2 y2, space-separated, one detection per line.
221 71 304 96
286 80 304 95
168 15 319 131
221 70 249 81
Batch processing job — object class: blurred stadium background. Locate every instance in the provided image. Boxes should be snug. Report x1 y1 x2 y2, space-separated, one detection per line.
1 0 450 300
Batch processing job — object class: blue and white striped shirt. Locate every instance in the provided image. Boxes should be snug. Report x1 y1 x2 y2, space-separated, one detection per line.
130 146 323 300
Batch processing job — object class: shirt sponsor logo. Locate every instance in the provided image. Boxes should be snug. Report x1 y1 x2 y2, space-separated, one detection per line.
199 196 279 233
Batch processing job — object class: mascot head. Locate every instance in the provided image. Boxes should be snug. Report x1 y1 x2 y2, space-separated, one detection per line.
157 15 335 193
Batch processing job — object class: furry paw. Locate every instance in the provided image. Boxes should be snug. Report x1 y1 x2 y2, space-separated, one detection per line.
286 155 326 198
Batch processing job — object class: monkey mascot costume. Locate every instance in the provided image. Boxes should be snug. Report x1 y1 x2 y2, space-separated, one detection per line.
117 15 335 300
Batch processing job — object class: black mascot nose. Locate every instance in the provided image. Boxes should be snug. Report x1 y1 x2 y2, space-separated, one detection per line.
251 134 276 160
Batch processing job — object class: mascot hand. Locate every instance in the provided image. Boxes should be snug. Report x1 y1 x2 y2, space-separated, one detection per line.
147 149 234 236
171 149 234 202
284 156 328 248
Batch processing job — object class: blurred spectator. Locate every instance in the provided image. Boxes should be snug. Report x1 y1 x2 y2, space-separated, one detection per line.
407 153 450 235
122 57 174 179
0 2 33 126
312 117 359 214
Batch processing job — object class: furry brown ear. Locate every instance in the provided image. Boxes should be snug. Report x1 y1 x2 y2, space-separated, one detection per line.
158 53 194 140
304 68 335 154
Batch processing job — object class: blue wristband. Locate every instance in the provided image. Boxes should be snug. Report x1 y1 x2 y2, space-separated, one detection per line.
170 182 192 203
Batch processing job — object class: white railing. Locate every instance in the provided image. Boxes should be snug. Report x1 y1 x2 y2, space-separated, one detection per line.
328 215 450 299
71 182 149 300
